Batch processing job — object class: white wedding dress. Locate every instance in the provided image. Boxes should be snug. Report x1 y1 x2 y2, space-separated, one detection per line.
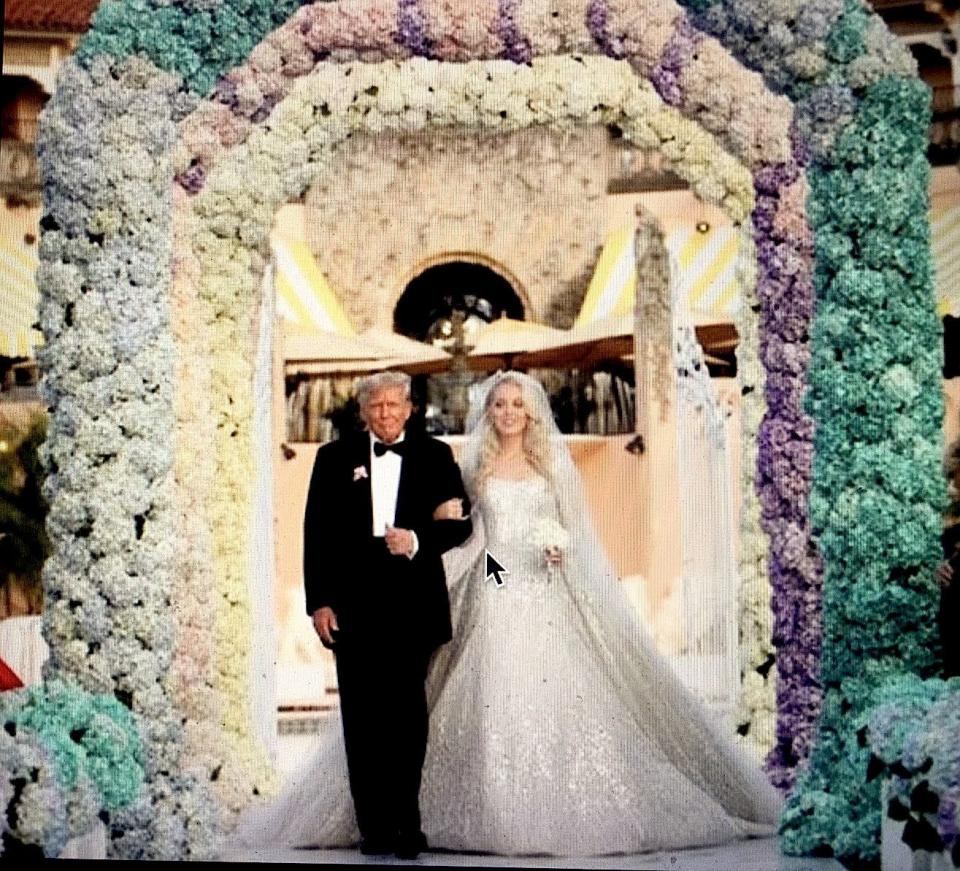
234 470 781 856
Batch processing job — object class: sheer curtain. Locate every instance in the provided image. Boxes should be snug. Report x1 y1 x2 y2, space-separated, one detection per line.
671 289 739 720
248 263 279 761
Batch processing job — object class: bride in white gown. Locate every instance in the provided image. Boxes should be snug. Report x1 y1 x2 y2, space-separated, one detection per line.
236 371 780 856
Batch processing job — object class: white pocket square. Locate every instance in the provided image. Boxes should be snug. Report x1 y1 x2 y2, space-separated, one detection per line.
353 466 369 481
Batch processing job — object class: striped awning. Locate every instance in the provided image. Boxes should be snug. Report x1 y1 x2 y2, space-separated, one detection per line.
575 223 741 326
0 236 43 358
575 224 636 325
271 236 355 335
666 225 739 318
933 205 960 318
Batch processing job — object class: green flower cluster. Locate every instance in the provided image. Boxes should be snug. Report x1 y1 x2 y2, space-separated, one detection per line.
77 0 306 95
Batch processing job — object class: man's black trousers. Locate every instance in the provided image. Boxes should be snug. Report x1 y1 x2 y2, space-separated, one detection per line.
332 545 436 842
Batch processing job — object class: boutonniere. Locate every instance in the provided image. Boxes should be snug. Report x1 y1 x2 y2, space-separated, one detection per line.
353 465 369 482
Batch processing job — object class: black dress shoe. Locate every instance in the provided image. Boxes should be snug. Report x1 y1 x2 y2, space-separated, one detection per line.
394 830 428 860
359 835 395 855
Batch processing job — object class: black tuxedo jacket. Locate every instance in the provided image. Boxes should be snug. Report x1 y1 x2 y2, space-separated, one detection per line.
302 431 473 650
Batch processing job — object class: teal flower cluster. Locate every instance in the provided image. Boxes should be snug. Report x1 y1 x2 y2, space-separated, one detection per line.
0 679 144 856
680 0 914 103
77 0 307 96
676 0 944 863
823 0 869 66
783 72 944 867
2 679 145 810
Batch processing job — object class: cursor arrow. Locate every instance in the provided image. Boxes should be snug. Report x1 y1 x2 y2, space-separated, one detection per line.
484 551 509 587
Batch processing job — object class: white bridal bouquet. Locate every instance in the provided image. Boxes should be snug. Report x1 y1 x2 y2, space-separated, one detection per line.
530 518 570 579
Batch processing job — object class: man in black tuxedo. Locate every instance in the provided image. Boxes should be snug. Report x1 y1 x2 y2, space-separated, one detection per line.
303 371 472 859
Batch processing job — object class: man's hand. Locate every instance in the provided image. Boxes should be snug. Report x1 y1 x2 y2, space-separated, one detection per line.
385 525 415 557
312 606 339 648
937 561 954 588
433 498 464 521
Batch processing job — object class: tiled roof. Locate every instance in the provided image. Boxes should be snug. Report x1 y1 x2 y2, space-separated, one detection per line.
4 0 98 33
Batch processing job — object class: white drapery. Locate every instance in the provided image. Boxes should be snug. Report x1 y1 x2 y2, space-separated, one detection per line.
248 264 279 761
671 265 739 719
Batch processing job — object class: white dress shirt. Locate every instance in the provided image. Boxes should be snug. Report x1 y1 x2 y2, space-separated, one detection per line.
369 431 418 557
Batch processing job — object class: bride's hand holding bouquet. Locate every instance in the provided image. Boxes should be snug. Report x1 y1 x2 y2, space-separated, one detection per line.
530 517 569 576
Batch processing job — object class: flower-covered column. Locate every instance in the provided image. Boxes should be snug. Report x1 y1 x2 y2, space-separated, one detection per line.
781 74 945 863
678 0 946 860
35 55 217 859
732 230 777 758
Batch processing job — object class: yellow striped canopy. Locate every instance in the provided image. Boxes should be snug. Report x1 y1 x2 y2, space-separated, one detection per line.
271 236 356 335
934 205 960 318
575 224 740 326
0 236 43 358
667 225 739 318
575 225 638 325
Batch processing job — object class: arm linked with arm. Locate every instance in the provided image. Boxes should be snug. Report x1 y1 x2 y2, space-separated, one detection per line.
413 443 473 557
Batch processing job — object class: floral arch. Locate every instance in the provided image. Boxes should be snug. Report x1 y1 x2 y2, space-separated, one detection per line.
11 0 943 863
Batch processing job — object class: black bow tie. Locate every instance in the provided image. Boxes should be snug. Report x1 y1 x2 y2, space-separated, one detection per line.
373 440 407 457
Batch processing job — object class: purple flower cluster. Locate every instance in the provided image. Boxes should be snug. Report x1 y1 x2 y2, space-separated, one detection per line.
397 0 435 58
586 0 627 60
175 161 207 195
497 0 533 64
752 152 824 790
649 16 703 107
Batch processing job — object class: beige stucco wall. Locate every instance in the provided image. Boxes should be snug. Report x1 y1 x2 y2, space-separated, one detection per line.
290 125 739 336
302 126 613 330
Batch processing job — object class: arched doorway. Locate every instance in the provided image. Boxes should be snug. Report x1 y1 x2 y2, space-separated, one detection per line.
394 260 525 434
393 259 524 344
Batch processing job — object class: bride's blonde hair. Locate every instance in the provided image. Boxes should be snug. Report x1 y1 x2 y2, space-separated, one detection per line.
470 373 554 500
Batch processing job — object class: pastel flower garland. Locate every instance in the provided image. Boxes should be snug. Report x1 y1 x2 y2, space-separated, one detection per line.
171 0 791 195
169 204 240 820
753 155 823 792
732 231 777 758
24 0 936 864
33 54 218 859
674 0 945 861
